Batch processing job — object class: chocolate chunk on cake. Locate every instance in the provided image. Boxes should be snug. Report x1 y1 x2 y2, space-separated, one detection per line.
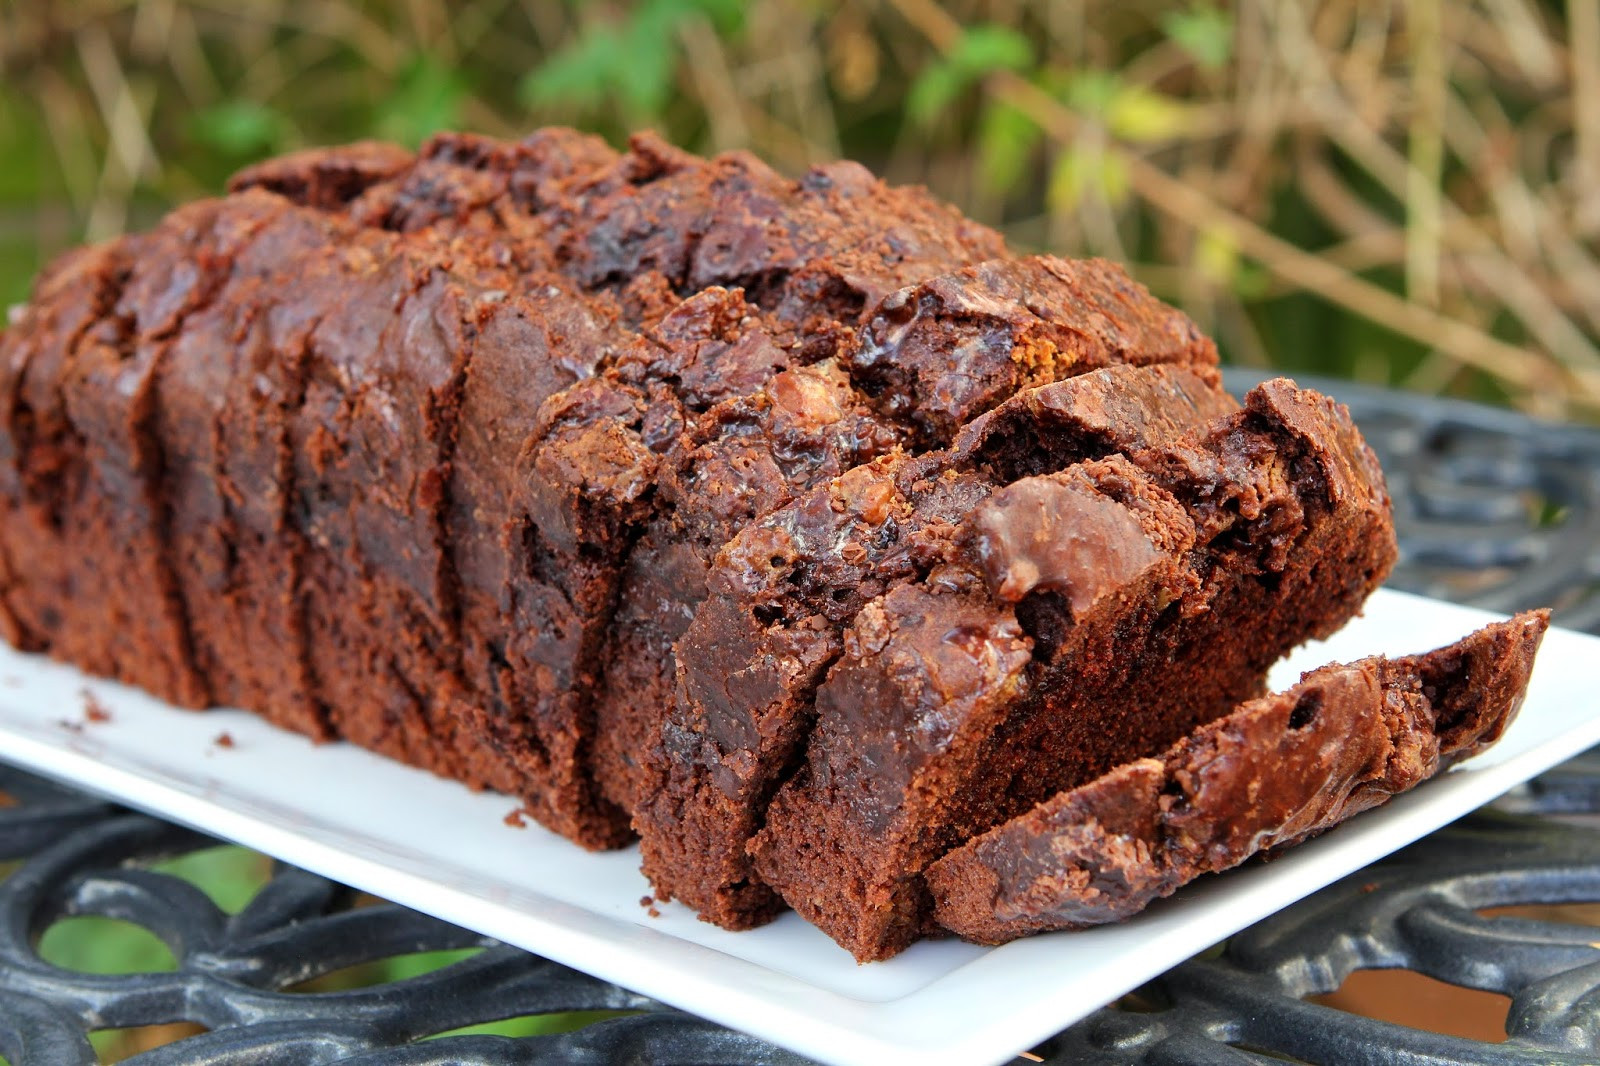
228 140 415 212
926 612 1549 943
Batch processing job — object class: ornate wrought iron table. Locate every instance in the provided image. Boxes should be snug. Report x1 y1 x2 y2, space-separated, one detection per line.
2 374 1598 1065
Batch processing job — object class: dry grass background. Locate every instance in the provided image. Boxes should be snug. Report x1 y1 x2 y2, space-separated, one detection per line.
1 0 1598 419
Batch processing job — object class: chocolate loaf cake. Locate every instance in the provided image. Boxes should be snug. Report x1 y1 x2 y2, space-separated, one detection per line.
0 128 1546 959
926 611 1549 943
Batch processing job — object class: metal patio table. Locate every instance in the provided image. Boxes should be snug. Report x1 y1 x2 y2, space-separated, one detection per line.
2 371 1599 1066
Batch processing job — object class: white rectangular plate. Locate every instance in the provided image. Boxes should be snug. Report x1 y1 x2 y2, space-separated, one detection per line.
0 587 1595 1066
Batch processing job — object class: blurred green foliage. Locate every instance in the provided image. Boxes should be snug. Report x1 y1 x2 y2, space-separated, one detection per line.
38 916 179 976
907 24 1034 127
152 844 275 913
521 0 744 120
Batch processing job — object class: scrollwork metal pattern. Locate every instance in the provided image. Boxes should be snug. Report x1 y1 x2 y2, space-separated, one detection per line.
0 768 806 1064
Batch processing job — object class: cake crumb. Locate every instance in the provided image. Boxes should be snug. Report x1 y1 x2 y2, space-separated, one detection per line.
81 691 112 723
638 895 662 918
214 732 235 749
503 807 527 828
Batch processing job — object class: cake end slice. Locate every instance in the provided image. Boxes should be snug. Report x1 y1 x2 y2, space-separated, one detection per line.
925 610 1550 944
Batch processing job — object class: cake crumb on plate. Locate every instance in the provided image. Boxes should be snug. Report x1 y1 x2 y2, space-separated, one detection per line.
81 690 111 723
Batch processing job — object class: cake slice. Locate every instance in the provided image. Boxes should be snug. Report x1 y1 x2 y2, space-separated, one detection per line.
636 364 1235 928
748 379 1398 961
156 194 353 736
586 315 904 816
926 611 1549 942
0 241 128 662
440 276 643 844
0 197 277 711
